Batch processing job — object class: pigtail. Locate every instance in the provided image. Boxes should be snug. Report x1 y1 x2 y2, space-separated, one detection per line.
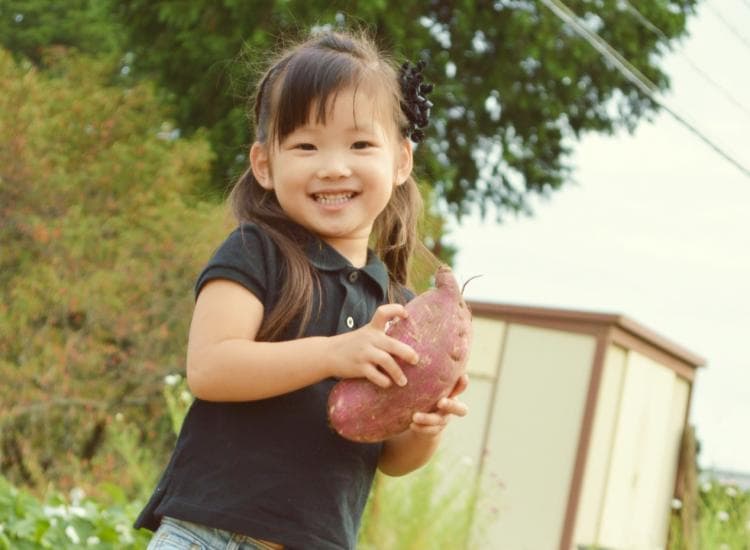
229 168 319 342
374 174 439 303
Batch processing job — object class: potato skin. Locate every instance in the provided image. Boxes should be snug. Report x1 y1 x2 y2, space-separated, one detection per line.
327 266 472 443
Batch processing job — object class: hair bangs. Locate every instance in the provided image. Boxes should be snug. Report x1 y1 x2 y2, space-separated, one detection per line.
269 49 399 146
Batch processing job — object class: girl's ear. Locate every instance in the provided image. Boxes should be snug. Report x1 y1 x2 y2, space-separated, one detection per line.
250 142 273 190
395 138 414 186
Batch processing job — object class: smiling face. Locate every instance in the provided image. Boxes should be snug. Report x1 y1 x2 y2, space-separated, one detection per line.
251 86 413 265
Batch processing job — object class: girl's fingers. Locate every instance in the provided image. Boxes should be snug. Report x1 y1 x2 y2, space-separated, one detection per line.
448 374 469 398
410 399 468 435
437 397 468 417
381 335 419 366
369 303 408 331
372 350 407 387
413 412 447 426
365 365 393 388
409 423 443 435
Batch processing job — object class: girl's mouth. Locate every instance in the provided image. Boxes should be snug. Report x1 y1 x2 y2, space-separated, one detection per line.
312 192 357 205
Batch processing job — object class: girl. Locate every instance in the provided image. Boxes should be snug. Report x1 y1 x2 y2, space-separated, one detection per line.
135 29 469 550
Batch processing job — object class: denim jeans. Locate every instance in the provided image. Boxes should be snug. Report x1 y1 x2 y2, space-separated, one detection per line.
147 517 283 550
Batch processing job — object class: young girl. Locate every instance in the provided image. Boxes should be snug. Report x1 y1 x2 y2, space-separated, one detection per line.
135 29 469 550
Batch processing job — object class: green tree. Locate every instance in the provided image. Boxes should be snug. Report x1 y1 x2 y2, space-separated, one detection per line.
0 0 124 65
108 0 698 217
0 46 227 494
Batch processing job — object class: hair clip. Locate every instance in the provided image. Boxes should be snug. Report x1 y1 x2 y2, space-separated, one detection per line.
399 60 434 143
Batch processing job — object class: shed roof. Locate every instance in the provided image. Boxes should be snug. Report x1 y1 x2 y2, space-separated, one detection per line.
467 300 706 370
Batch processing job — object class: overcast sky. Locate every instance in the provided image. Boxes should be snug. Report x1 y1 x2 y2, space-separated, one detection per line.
449 0 750 473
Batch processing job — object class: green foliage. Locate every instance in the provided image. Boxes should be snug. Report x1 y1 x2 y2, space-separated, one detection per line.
105 375 192 502
692 480 750 549
0 0 125 66
358 455 495 549
668 479 750 549
0 46 229 495
0 475 151 549
160 374 192 439
107 0 699 217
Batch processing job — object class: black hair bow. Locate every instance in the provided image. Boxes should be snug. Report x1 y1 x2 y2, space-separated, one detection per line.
399 60 434 143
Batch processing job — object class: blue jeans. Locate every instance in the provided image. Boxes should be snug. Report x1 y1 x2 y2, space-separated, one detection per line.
147 517 283 550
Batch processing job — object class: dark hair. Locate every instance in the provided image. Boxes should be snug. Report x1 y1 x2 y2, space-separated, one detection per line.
229 29 435 341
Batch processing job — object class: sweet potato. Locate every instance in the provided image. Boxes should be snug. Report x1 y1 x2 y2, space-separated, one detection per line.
327 265 472 443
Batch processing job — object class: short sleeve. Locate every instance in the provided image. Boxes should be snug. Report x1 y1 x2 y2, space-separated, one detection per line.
194 224 277 306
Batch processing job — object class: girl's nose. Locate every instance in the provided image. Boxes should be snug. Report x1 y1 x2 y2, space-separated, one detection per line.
316 156 352 180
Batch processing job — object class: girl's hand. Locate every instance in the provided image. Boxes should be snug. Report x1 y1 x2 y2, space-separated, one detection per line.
328 303 419 388
408 374 469 437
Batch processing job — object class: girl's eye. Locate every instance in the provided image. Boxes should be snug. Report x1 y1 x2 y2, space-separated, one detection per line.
295 143 316 151
352 141 373 150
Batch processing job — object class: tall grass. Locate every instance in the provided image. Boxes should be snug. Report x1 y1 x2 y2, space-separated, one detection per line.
669 479 750 549
358 454 495 549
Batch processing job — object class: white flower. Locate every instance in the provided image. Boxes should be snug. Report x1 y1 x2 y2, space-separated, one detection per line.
87 536 101 546
43 505 68 518
725 486 738 497
69 505 88 518
717 510 729 522
701 481 712 493
115 412 124 422
70 487 86 505
115 524 134 544
66 525 81 545
164 373 182 386
180 390 192 403
671 498 683 510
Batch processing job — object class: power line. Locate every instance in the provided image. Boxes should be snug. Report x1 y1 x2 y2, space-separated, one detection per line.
538 0 750 180
706 2 750 51
620 0 750 120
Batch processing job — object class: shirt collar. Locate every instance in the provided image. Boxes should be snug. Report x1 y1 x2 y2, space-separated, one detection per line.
277 219 390 300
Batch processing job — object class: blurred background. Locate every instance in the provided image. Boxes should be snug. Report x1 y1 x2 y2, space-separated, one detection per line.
1 0 747 548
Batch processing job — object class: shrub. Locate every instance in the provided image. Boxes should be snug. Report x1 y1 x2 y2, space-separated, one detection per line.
0 46 228 496
0 475 150 549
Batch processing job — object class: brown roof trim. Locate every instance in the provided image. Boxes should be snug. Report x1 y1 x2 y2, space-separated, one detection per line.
467 300 706 369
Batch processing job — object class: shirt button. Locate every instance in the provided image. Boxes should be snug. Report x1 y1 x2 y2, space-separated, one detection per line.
348 271 359 283
346 316 354 329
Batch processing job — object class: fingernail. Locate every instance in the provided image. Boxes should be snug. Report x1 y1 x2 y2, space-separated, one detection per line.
412 355 419 365
400 377 407 386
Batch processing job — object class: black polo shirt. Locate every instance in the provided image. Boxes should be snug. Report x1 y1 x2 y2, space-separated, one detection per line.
134 222 405 550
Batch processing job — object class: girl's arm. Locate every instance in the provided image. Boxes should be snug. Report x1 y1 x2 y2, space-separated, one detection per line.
186 279 419 402
377 375 469 477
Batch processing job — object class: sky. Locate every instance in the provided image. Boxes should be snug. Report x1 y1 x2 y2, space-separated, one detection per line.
449 0 750 473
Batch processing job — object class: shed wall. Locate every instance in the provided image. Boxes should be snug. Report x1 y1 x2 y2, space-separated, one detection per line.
597 351 689 549
573 344 628 547
483 324 596 549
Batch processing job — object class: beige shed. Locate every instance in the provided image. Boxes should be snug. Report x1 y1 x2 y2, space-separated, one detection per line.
441 301 705 550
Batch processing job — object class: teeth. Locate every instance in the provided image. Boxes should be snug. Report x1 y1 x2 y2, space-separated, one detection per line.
314 192 354 205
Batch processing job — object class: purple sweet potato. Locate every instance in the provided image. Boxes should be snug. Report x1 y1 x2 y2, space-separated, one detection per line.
327 265 472 443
